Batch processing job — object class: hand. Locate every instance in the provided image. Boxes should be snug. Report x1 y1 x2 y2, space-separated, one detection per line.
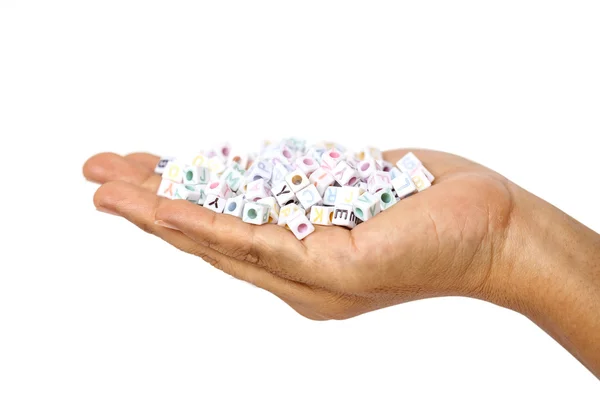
83 149 516 320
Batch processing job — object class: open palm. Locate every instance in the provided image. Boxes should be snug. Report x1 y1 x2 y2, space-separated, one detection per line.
84 149 515 320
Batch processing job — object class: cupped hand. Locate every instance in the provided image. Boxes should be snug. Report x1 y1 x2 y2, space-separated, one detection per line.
83 149 517 320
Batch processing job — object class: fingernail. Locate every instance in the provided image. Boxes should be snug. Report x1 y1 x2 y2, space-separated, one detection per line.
96 206 120 216
154 220 180 230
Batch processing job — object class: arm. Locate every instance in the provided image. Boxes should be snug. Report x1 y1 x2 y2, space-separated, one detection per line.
83 149 600 378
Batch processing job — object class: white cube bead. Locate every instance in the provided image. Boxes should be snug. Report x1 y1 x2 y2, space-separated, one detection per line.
214 142 232 160
410 168 432 192
157 179 176 199
361 146 383 161
221 167 245 192
378 160 394 172
356 159 378 181
284 169 311 193
396 152 423 175
271 180 297 207
367 171 392 193
378 188 397 211
203 194 226 213
174 184 204 202
206 179 233 199
207 156 227 174
353 192 381 221
420 166 435 183
257 197 280 224
389 167 403 181
195 184 208 205
190 153 208 167
228 152 249 170
295 156 319 177
271 162 292 184
332 204 359 229
332 161 360 186
322 186 339 206
286 213 315 240
154 157 175 174
278 204 304 227
242 202 270 225
309 168 336 196
336 186 365 206
245 178 271 201
310 206 335 226
247 160 274 182
183 165 210 185
391 172 418 199
320 148 344 171
297 184 323 210
223 195 247 218
161 161 185 183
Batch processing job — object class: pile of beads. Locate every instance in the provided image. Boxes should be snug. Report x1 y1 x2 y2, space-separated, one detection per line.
155 139 434 240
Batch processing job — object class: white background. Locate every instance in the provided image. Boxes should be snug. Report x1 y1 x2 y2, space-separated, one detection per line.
1 1 599 398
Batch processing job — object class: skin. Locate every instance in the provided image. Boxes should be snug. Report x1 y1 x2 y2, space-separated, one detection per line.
83 149 600 378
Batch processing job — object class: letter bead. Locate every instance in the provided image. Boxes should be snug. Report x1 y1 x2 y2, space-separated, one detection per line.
223 195 247 218
157 179 176 199
246 160 274 182
310 206 335 226
309 168 336 196
242 202 270 225
284 169 311 193
245 178 271 201
221 167 245 192
336 186 365 206
332 161 360 186
367 171 392 193
320 148 344 171
162 161 185 183
183 165 211 185
378 188 397 211
203 194 226 213
297 184 323 210
257 196 281 224
396 152 423 175
353 192 381 221
410 169 432 192
278 204 304 227
287 213 315 240
271 180 297 206
391 172 418 199
322 186 339 206
295 156 319 177
332 204 359 229
154 156 175 174
206 179 233 199
356 160 377 181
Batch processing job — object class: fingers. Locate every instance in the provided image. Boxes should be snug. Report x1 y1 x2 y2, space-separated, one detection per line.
94 180 312 300
84 152 160 191
124 152 160 172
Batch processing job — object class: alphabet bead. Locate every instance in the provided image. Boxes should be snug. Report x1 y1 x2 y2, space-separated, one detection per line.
336 186 365 206
271 180 297 207
207 156 227 174
309 168 336 196
353 192 381 221
310 206 335 226
183 165 211 185
162 161 185 183
206 179 233 199
410 168 432 192
297 184 323 210
171 184 201 202
420 166 435 183
391 172 418 199
223 195 247 218
332 204 359 229
271 162 293 185
295 156 319 177
246 160 273 182
242 202 270 225
203 194 226 213
157 179 176 199
286 213 315 240
378 188 397 211
277 204 304 227
154 157 175 174
396 152 423 175
356 159 378 181
320 148 344 171
195 184 208 205
332 161 360 186
257 197 280 224
221 166 245 192
245 178 271 201
284 169 311 193
367 171 392 193
322 186 339 206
